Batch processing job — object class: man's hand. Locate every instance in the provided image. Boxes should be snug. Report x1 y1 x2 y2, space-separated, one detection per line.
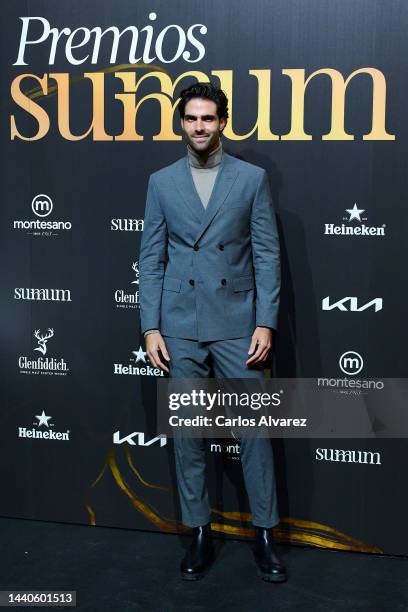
246 327 273 366
145 332 171 373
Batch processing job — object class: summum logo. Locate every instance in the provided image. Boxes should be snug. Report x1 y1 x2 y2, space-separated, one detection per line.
110 218 144 231
315 447 381 465
14 288 72 301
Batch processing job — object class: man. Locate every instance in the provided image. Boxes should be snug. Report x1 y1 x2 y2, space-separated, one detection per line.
139 82 286 583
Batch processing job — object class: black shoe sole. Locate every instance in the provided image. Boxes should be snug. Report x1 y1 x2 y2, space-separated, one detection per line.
181 570 207 581
257 569 288 583
180 551 215 581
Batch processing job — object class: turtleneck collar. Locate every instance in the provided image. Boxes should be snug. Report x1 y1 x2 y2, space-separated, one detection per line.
187 139 223 168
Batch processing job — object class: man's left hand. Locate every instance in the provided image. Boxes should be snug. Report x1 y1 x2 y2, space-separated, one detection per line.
246 327 273 366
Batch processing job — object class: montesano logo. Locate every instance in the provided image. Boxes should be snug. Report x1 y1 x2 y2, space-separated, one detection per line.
317 350 384 392
113 346 164 377
14 288 72 301
315 448 381 465
18 410 70 441
114 261 140 310
110 218 144 232
210 441 240 460
19 328 69 376
13 194 71 237
324 204 385 237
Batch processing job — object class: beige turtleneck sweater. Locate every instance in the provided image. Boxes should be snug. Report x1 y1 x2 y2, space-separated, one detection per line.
143 140 224 337
187 139 223 209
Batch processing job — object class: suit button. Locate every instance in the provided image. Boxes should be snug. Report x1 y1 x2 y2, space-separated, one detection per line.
189 279 195 286
194 244 199 251
221 278 227 286
218 244 224 251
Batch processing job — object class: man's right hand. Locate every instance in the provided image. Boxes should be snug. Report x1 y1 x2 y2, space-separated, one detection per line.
145 332 171 373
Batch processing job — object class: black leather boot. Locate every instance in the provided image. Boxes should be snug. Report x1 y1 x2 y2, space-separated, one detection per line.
180 523 215 581
253 527 287 582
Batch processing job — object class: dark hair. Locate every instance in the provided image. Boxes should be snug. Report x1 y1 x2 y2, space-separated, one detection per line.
178 81 229 121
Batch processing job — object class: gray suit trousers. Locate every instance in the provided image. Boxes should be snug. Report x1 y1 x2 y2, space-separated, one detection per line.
164 334 280 528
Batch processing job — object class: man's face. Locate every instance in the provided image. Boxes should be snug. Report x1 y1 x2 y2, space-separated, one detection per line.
180 98 227 154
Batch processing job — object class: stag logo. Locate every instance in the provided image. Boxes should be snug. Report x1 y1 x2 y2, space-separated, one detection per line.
34 328 54 355
131 261 139 284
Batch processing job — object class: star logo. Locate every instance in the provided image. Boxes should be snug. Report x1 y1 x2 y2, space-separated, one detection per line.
345 203 365 222
35 411 52 427
132 346 147 363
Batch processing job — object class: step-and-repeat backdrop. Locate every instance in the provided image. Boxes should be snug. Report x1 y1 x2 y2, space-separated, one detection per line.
1 1 407 555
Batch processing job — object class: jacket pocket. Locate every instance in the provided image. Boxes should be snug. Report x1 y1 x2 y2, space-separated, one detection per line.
232 276 255 292
163 276 182 292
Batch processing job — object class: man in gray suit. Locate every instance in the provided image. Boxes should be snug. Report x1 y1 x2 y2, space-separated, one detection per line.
139 82 286 583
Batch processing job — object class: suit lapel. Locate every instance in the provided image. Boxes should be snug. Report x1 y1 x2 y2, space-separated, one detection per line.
172 151 239 244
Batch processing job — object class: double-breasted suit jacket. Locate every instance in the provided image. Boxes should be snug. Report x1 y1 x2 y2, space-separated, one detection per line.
139 151 280 342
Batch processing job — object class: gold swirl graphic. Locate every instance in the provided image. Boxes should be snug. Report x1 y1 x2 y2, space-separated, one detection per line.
84 444 383 553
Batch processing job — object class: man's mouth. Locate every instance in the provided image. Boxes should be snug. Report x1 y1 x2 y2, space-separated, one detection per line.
193 135 209 141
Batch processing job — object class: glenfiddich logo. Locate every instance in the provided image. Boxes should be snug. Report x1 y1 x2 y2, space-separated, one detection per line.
19 328 69 376
324 204 386 237
13 194 72 236
114 346 164 377
114 261 140 309
18 411 70 441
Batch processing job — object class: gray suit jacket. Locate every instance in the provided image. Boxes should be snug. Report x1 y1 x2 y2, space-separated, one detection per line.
139 151 280 342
